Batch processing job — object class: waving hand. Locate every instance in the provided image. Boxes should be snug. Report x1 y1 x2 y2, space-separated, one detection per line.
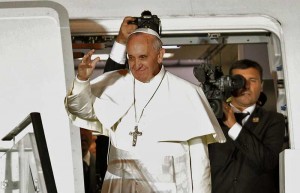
77 49 100 81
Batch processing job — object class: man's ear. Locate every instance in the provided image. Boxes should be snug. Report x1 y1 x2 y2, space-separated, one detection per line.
261 81 264 92
157 48 165 63
257 92 267 107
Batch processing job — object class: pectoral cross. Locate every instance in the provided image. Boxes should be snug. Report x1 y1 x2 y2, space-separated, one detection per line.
129 126 142 146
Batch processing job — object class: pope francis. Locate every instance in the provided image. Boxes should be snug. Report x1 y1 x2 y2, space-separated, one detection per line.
65 28 225 193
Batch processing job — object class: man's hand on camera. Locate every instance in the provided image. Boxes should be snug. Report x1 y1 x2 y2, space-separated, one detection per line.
222 102 236 128
116 16 138 45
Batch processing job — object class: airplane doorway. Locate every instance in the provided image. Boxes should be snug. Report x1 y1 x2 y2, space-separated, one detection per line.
71 29 289 192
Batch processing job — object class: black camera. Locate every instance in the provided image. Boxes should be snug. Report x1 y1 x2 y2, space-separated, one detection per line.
193 63 245 118
128 10 161 35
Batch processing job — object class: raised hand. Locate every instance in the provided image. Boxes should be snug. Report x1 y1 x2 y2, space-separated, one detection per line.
116 16 138 44
77 49 100 81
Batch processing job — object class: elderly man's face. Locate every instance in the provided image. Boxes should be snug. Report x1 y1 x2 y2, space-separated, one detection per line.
127 34 164 83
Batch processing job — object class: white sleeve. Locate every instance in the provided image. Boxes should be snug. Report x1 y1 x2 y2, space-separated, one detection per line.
72 76 90 94
189 137 211 193
64 78 103 132
109 41 127 64
228 123 242 140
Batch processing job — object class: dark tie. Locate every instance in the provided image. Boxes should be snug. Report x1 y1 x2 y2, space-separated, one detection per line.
83 161 90 192
83 161 89 173
234 112 250 125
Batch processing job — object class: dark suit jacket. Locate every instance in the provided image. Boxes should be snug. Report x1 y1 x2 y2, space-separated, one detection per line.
83 153 97 193
208 107 285 193
103 57 127 73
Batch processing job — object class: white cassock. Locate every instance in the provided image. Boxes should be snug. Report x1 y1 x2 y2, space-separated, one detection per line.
66 66 225 193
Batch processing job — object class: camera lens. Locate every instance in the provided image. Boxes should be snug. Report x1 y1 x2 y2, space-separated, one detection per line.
231 74 245 91
209 99 223 119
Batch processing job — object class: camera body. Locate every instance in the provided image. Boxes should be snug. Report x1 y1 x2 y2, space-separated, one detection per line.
129 10 161 35
193 64 245 118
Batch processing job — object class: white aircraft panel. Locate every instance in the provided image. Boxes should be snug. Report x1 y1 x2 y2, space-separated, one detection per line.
0 1 80 193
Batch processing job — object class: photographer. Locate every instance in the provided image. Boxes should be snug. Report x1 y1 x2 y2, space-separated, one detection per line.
98 13 161 185
208 59 285 193
103 16 137 72
104 11 161 72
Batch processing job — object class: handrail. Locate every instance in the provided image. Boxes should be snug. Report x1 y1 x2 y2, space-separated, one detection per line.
1 112 57 193
2 113 33 141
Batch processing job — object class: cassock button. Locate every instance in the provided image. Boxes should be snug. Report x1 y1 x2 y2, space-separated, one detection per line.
233 178 238 183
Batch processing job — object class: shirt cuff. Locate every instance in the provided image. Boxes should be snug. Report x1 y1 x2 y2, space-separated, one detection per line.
228 123 242 140
72 76 90 94
109 41 126 64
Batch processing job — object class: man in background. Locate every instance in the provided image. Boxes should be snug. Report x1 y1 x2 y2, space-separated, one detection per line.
95 16 138 185
80 128 98 193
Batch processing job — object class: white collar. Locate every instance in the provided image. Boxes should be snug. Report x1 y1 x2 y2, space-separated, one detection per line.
230 103 256 115
83 151 91 166
134 65 165 85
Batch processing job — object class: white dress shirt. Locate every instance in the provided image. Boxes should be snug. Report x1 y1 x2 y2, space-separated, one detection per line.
228 104 256 140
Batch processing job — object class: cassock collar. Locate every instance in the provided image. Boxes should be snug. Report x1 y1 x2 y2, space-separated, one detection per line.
131 66 166 85
134 66 166 104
